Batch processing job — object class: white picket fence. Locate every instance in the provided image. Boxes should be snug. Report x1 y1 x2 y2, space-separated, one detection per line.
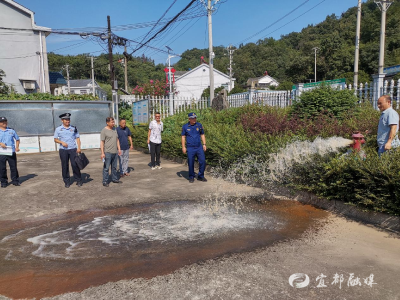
120 95 209 120
120 79 400 121
227 90 294 108
343 79 400 109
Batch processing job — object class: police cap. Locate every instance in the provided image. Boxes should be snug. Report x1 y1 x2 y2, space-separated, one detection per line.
0 116 7 122
188 112 197 119
59 113 71 119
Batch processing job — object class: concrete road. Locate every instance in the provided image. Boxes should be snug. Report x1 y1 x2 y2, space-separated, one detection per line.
0 150 399 300
0 149 263 221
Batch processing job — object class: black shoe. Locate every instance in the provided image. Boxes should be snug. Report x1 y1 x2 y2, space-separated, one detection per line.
65 183 70 188
1 184 7 188
112 180 122 184
103 183 109 187
197 177 208 182
76 181 83 187
189 178 194 183
12 182 20 186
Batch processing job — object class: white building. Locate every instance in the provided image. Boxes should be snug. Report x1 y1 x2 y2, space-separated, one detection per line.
247 74 279 89
0 0 51 94
174 64 235 99
56 79 107 100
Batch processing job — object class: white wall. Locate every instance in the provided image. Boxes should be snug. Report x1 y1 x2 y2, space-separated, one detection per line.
174 66 233 99
0 1 50 94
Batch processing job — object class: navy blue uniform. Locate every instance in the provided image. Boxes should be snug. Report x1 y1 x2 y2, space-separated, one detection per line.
54 125 81 184
0 127 20 186
181 122 206 179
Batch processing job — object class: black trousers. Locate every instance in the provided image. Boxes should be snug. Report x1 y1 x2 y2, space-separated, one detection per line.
0 152 19 185
59 149 81 184
150 142 161 167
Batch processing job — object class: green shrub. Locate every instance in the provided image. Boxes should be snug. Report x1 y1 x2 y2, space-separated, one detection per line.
0 92 99 101
290 148 400 215
291 85 358 119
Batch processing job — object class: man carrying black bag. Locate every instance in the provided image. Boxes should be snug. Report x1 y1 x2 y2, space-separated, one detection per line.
74 152 90 171
54 113 83 188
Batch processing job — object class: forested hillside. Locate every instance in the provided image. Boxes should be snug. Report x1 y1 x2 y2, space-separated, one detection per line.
48 0 400 91
48 53 166 92
175 0 400 87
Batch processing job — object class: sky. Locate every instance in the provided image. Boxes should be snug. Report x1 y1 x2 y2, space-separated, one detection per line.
15 0 365 65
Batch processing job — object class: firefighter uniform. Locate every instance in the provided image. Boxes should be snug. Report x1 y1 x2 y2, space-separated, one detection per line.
181 113 206 181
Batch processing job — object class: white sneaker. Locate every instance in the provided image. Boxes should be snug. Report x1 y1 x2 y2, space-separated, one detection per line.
156 166 162 169
151 167 156 170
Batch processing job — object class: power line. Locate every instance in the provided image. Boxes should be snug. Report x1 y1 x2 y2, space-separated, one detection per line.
234 0 310 46
130 0 197 55
256 0 328 42
138 0 178 46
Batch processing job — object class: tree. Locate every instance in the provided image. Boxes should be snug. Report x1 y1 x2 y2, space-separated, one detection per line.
0 69 11 94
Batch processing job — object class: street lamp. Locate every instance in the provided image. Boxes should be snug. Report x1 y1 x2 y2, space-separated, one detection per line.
165 46 179 115
312 47 319 82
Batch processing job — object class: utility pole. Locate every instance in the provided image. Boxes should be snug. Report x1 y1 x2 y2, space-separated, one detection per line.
91 56 95 97
207 0 215 101
312 47 319 82
107 15 118 121
107 16 115 91
227 45 235 92
65 64 70 94
372 0 393 102
200 0 220 102
354 0 362 87
124 45 128 92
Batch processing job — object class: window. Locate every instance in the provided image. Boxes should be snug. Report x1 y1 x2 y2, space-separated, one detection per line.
80 90 88 95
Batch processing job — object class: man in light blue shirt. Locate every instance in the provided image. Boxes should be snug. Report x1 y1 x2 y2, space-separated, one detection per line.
377 95 400 155
0 116 20 188
54 113 82 188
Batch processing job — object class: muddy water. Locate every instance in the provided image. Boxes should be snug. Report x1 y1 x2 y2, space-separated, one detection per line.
0 199 328 299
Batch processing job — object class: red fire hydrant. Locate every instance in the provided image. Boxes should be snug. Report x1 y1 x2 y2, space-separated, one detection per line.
347 131 366 159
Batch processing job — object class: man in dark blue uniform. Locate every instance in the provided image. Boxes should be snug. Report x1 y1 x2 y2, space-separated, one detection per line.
0 116 20 188
54 113 82 188
181 112 207 183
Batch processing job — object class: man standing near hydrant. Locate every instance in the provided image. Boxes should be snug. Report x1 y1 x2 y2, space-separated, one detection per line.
377 95 400 155
181 112 207 183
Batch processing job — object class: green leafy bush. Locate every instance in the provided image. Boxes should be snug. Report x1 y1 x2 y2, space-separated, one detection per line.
291 85 358 119
130 103 400 215
0 93 100 101
290 149 400 215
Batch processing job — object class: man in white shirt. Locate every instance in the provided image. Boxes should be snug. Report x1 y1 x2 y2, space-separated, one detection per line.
147 112 163 170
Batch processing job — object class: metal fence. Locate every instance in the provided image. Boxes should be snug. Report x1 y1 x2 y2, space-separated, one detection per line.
343 79 400 109
120 79 400 122
0 100 111 153
120 95 209 121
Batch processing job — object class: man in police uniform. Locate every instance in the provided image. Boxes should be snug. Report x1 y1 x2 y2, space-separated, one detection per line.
181 112 207 183
54 113 82 188
0 116 20 188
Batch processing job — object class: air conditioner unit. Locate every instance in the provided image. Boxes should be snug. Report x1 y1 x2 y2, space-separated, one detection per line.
23 81 36 90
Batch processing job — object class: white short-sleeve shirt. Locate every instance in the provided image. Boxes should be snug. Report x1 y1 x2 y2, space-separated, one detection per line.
149 120 163 144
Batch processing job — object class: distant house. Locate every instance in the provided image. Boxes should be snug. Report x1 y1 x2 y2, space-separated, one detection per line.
49 72 67 95
247 73 279 89
62 79 107 100
0 0 51 94
174 64 235 99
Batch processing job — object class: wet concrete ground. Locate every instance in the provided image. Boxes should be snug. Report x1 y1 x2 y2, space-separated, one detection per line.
0 200 327 299
0 150 399 300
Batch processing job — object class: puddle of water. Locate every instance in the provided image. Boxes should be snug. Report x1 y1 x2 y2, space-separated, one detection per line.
0 199 327 299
